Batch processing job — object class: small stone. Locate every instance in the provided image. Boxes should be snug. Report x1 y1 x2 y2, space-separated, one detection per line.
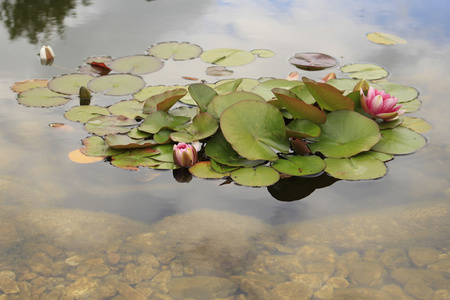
428 258 450 274
63 276 99 299
135 281 155 298
86 264 110 278
433 289 450 300
380 248 411 270
262 241 295 254
168 276 238 300
151 270 172 283
348 261 385 287
124 263 142 284
137 253 160 268
0 271 19 294
341 251 360 261
314 284 334 299
404 279 434 300
45 244 63 258
65 255 85 266
391 268 449 290
267 281 313 300
305 262 335 281
364 249 381 262
296 244 339 264
157 251 177 265
170 259 184 277
116 282 148 300
408 247 440 267
326 277 349 289
107 252 121 265
289 273 323 290
265 255 304 275
133 265 158 280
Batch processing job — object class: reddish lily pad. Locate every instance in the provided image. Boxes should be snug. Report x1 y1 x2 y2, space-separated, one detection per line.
108 55 163 75
289 52 337 70
17 87 71 107
87 74 145 96
84 115 138 135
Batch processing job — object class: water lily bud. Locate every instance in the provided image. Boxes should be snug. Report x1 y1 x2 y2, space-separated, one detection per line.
360 87 406 121
173 143 197 167
39 45 55 66
321 72 336 82
353 79 369 92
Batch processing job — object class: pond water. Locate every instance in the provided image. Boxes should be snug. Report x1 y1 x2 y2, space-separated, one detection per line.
0 0 449 299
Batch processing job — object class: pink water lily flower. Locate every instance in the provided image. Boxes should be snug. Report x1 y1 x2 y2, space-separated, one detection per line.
360 87 406 121
173 142 197 167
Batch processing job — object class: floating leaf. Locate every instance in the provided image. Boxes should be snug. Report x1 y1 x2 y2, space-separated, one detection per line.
230 166 280 187
402 98 421 113
11 79 48 93
366 32 407 45
105 134 157 149
286 119 321 139
80 136 125 157
376 81 419 103
84 115 137 135
272 88 326 124
214 78 260 94
189 161 229 179
201 48 255 66
48 74 95 95
371 127 426 154
401 116 432 133
143 89 187 113
111 148 161 171
169 106 199 119
87 74 145 96
303 77 354 111
138 111 190 134
108 99 147 119
220 100 290 161
150 144 175 163
206 66 233 76
341 63 389 80
188 83 218 112
170 112 219 143
210 159 240 173
251 49 275 58
64 105 110 123
308 110 381 158
272 156 326 176
17 87 71 107
326 78 383 95
325 152 387 180
289 52 337 70
108 55 163 75
252 79 303 101
207 91 265 118
153 128 172 144
128 128 152 139
205 132 265 167
68 149 104 164
366 150 393 162
148 42 202 60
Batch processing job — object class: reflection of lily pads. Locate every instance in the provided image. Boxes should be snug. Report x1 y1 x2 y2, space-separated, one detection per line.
48 74 95 95
341 63 389 80
201 48 255 66
231 166 280 187
272 155 326 176
108 55 163 75
220 100 290 161
18 87 71 107
64 105 110 123
87 74 145 96
148 42 202 60
325 152 387 180
366 32 407 45
289 52 337 70
308 110 381 158
84 115 138 135
371 127 426 154
11 79 48 93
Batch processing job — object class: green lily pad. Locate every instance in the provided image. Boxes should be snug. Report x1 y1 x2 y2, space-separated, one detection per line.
153 128 172 144
366 32 407 45
48 74 95 95
149 144 175 163
289 52 337 70
376 81 419 103
108 99 147 119
214 78 260 93
87 74 146 96
138 111 190 134
326 78 384 94
341 63 389 80
170 112 219 143
148 42 202 60
188 83 218 112
366 150 393 162
251 49 275 58
402 98 421 113
111 148 161 171
272 155 326 176
371 127 426 154
272 88 326 124
325 152 387 180
289 85 316 105
401 116 432 133
286 119 321 139
169 106 199 119
128 128 152 139
133 85 187 102
105 134 158 149
303 77 354 111
108 55 163 75
220 100 290 161
209 159 240 173
207 91 265 118
84 115 138 135
308 110 381 158
17 87 71 107
252 79 303 101
80 136 125 157
230 166 280 187
189 161 229 179
64 105 110 123
201 48 255 66
205 132 265 167
143 88 187 113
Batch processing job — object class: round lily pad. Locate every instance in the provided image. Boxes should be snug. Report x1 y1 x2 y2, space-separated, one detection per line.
289 52 337 70
251 79 303 100
371 127 426 154
230 166 280 187
376 81 419 103
272 155 326 176
251 49 275 58
48 74 95 95
308 110 381 158
87 74 146 96
108 99 147 119
17 87 71 107
110 148 161 171
189 161 229 179
286 119 321 139
366 32 407 45
207 91 265 118
80 136 125 157
84 115 138 135
220 100 290 161
148 42 202 60
108 55 163 75
64 105 110 123
325 152 387 180
201 48 255 66
401 116 432 133
105 134 157 149
341 63 389 80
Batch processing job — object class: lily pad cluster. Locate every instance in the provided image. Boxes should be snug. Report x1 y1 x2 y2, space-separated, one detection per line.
11 41 429 187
